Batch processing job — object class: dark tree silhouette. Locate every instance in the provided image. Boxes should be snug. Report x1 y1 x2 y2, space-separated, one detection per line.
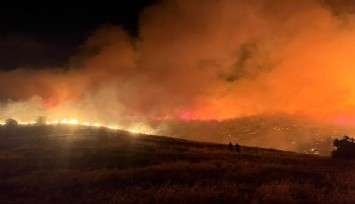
332 135 355 159
4 118 19 129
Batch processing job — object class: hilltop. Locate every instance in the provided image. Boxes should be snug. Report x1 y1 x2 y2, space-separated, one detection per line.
0 125 354 203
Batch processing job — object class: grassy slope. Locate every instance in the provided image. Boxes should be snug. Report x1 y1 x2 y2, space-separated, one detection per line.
0 125 354 203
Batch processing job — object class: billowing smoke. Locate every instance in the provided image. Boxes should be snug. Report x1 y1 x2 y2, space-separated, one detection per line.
2 0 355 147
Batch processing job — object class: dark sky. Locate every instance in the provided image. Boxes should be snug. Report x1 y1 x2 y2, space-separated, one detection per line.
0 0 156 70
0 0 354 71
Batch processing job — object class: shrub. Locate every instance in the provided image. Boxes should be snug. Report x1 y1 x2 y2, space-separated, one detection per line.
5 118 18 127
332 135 355 159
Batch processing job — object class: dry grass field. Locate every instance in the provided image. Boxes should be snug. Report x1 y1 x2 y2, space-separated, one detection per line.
0 125 354 203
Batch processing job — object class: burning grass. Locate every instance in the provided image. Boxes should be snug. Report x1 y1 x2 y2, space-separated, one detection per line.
0 125 354 203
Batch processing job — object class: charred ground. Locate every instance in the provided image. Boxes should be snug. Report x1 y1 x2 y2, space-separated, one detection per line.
0 125 354 203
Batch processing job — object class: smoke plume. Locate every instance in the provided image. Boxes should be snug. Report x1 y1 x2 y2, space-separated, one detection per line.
2 0 355 135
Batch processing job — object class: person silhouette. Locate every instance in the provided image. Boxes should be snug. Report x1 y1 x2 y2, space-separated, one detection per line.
235 143 240 153
228 142 233 151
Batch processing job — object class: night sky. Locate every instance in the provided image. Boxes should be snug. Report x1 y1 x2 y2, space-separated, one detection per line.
0 0 354 71
0 0 156 70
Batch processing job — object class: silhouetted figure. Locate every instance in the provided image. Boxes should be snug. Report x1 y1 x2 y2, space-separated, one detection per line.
235 143 240 153
228 142 233 151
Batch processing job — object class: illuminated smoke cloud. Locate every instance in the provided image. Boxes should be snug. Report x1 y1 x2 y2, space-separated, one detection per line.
2 0 355 126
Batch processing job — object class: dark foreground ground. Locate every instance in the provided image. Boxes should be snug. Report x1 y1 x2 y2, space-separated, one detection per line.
0 125 354 203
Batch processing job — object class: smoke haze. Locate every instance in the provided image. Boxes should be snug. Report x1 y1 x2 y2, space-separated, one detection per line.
2 0 355 149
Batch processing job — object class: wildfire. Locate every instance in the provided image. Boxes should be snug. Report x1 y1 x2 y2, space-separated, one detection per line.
0 118 149 135
129 129 141 134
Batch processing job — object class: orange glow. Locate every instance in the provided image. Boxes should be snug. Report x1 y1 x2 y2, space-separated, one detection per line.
0 118 150 135
2 0 355 127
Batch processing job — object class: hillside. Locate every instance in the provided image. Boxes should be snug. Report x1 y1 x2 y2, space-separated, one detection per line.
0 125 354 203
159 115 355 155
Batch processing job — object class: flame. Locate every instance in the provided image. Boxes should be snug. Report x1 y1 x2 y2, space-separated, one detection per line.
129 129 141 134
107 126 119 130
0 118 150 135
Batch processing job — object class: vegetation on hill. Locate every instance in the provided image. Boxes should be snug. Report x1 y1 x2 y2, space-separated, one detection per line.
332 135 355 159
0 125 354 203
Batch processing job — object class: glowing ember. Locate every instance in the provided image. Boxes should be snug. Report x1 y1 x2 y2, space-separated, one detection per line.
129 129 141 134
51 120 59 124
181 112 192 121
69 119 78 124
